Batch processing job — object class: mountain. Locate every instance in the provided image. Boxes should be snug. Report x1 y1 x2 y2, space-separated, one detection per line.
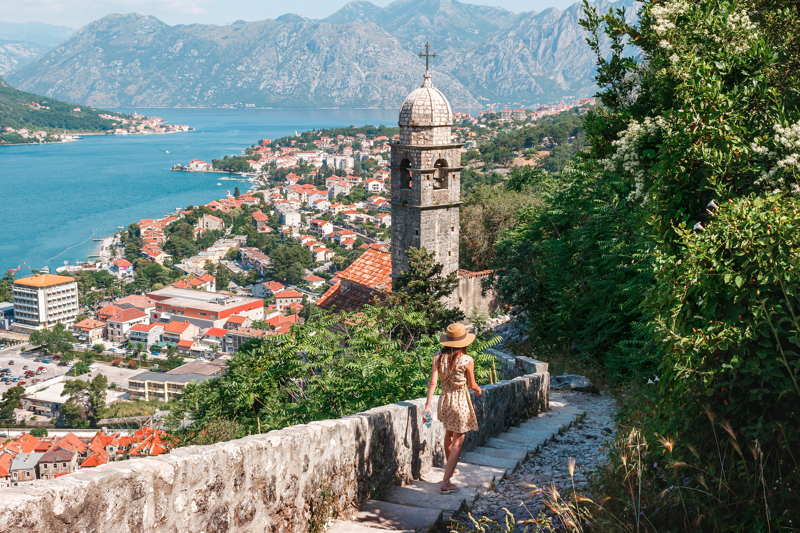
8 0 637 108
0 41 48 76
0 22 74 75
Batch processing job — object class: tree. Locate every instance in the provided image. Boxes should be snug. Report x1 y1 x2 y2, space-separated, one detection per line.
387 247 463 335
92 343 105 354
270 244 313 284
0 386 24 423
61 375 107 427
29 427 48 437
234 186 241 198
0 270 15 302
29 324 75 355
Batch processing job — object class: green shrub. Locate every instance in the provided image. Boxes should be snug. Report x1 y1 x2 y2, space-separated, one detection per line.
649 195 800 525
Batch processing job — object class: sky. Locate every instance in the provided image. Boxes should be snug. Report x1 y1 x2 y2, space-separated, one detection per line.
0 0 580 29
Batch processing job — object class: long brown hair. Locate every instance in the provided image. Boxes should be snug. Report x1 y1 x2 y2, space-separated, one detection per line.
439 346 466 374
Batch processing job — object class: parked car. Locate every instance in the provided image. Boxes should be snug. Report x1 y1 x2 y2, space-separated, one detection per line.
52 355 60 360
42 359 52 364
8 360 13 365
18 380 25 385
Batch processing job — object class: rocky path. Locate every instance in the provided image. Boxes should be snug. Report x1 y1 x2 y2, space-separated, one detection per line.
449 390 617 530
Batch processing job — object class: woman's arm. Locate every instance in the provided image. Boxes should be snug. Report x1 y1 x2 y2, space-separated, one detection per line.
423 355 440 413
466 359 482 396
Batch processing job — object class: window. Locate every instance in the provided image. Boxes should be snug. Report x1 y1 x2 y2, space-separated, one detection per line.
398 159 412 189
433 159 449 190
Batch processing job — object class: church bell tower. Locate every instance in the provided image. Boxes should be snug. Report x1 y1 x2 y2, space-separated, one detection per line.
391 43 463 284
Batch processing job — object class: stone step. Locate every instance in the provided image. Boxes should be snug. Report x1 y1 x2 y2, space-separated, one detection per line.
484 436 530 451
461 450 519 470
354 500 443 532
470 444 528 463
423 462 506 491
384 480 478 512
326 519 415 533
484 404 584 454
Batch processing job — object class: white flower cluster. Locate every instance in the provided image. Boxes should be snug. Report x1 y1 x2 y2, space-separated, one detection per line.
653 2 759 65
755 121 800 189
602 116 669 199
651 0 690 37
719 10 758 54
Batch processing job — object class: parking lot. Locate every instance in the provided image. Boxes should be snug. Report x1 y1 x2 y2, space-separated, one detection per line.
0 345 70 395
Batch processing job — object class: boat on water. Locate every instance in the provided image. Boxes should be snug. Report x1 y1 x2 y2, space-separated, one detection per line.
216 182 222 186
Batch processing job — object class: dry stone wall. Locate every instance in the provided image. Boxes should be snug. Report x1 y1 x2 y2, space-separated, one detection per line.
0 359 548 533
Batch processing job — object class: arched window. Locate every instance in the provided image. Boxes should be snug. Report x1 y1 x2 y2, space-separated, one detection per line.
399 159 412 189
433 159 449 190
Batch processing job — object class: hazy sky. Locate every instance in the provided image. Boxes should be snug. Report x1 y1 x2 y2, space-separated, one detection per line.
0 0 580 29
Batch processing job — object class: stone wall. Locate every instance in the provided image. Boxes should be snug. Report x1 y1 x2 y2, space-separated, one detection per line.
456 271 498 316
0 359 548 533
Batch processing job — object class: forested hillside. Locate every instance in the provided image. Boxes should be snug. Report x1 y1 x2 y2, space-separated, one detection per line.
0 77 124 132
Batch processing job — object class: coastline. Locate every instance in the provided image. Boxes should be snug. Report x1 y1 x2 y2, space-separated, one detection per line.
0 127 193 148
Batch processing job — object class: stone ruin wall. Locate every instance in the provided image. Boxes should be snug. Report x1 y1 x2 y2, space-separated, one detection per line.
457 270 498 317
0 353 548 533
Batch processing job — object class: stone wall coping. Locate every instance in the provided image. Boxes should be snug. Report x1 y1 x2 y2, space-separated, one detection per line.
0 353 549 533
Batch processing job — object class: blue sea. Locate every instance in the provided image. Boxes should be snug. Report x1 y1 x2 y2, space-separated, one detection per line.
0 108 396 274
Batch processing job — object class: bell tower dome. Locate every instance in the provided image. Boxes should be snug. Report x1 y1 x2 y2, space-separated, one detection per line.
391 43 463 283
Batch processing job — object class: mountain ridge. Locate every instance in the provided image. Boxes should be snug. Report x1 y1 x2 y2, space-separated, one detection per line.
8 0 638 108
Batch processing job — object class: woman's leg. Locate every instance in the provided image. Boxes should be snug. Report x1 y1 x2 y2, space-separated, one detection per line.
443 430 454 462
441 432 465 489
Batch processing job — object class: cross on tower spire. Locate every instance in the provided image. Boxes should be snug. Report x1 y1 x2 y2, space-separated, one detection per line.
418 42 437 73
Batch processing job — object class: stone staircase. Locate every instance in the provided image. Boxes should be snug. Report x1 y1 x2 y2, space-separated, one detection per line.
326 394 584 533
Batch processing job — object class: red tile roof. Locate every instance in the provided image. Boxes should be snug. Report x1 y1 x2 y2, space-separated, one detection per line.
264 281 285 292
5 433 48 454
130 323 160 332
73 318 106 330
303 274 325 283
203 327 229 338
0 453 13 477
177 339 194 348
337 248 392 290
112 258 133 268
49 433 88 455
164 321 191 334
267 314 300 328
97 304 126 320
225 315 247 324
317 249 392 311
81 452 108 468
109 308 147 323
274 290 303 299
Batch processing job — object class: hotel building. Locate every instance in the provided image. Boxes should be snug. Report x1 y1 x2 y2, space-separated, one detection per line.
11 274 79 332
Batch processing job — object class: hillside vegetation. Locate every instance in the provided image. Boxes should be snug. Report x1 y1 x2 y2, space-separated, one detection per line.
0 77 124 132
493 0 800 529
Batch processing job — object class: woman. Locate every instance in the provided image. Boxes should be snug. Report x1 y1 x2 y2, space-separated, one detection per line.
423 322 482 494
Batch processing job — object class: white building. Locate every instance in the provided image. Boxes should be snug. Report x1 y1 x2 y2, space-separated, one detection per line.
11 274 79 332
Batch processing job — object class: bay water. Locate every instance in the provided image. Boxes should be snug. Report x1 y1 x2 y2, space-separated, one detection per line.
0 108 396 274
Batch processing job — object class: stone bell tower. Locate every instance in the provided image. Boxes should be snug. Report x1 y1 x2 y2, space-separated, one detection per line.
391 43 463 284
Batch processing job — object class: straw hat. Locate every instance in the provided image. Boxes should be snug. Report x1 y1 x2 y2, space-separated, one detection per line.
440 322 476 348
